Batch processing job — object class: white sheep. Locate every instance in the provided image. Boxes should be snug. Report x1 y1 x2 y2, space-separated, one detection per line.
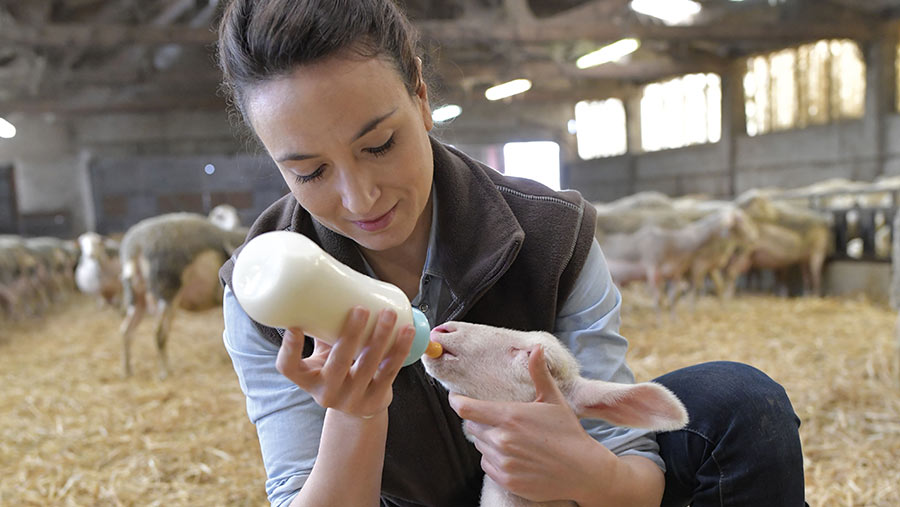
208 203 242 231
118 212 247 378
422 321 688 507
75 232 122 308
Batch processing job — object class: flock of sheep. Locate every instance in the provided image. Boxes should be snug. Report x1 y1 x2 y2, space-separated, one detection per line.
0 205 247 378
1 175 897 377
594 175 900 313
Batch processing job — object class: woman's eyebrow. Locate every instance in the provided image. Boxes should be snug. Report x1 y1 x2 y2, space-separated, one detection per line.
276 108 399 163
352 108 397 142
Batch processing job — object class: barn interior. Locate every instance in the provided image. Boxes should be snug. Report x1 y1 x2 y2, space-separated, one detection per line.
2 0 900 505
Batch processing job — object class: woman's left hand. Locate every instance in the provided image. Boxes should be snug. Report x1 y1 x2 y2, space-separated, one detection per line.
448 346 615 503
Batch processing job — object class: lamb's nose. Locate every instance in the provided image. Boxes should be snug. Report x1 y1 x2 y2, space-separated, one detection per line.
431 324 454 335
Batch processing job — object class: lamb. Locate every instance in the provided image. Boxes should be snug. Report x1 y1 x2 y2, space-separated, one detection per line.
599 207 749 312
422 321 688 507
0 235 43 318
75 232 123 308
207 203 242 231
24 236 77 303
118 212 247 378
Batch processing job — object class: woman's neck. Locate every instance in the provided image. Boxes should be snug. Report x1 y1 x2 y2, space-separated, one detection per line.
361 196 432 300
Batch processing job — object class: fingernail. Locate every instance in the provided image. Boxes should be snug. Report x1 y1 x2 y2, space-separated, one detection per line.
379 309 397 323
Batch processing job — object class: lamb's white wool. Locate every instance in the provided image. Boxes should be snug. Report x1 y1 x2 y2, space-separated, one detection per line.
208 204 242 231
422 321 689 507
75 232 121 307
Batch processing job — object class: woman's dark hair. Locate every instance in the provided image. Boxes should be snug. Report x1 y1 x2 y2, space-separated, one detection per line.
217 0 421 122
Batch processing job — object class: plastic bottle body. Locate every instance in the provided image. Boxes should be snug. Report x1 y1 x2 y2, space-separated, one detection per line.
232 231 435 365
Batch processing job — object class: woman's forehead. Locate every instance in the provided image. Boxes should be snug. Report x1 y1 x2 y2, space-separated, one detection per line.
246 57 409 146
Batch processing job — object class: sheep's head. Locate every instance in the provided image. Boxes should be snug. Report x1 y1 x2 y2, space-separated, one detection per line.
77 232 105 260
423 321 579 403
423 321 689 432
209 204 241 231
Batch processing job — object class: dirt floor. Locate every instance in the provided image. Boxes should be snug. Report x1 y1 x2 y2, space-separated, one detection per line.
1 289 898 506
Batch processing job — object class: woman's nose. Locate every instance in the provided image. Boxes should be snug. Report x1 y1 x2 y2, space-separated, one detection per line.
338 167 379 215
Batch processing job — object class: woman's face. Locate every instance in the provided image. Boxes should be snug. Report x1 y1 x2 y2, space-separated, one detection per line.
246 55 434 253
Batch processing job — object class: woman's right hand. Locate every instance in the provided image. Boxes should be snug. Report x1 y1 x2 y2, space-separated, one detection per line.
275 306 414 419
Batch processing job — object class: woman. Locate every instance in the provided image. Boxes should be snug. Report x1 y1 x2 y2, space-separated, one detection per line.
217 1 807 506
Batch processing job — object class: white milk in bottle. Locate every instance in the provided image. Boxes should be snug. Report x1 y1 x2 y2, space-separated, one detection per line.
232 230 441 366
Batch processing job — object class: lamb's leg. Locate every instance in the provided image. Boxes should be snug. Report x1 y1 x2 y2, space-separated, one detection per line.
666 278 689 319
120 298 145 377
709 268 726 299
154 295 179 380
808 251 825 297
480 475 574 507
895 311 900 388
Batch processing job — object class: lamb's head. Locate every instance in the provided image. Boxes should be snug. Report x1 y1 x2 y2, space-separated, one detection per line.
422 321 689 432
208 204 241 231
422 321 580 403
77 232 105 260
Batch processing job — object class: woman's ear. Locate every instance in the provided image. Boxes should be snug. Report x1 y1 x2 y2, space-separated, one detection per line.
414 57 433 131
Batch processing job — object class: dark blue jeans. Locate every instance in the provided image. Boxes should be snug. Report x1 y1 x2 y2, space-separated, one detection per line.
653 361 807 507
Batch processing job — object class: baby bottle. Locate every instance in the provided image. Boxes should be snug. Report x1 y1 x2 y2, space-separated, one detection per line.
232 230 442 366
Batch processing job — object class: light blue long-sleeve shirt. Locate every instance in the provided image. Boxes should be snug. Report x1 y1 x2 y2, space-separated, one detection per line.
223 234 662 507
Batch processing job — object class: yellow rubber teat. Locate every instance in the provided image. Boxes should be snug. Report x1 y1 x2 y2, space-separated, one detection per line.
424 340 443 358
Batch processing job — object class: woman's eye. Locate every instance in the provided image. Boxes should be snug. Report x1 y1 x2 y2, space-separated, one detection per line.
294 165 325 184
365 135 395 157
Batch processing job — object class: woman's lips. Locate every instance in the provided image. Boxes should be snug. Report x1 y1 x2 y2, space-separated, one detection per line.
353 205 396 232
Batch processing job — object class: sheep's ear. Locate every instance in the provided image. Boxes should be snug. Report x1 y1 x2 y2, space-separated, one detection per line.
570 379 688 432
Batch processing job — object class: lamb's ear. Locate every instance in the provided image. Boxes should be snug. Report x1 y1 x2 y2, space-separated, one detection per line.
570 379 688 432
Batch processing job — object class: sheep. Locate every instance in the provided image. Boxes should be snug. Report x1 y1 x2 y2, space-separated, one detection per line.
75 232 123 308
422 321 688 507
593 190 674 213
0 235 43 318
208 203 242 231
24 236 77 303
118 212 247 378
594 207 695 241
599 207 750 312
733 192 831 296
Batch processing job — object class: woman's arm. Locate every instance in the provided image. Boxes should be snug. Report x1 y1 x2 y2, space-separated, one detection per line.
223 288 413 506
279 311 413 507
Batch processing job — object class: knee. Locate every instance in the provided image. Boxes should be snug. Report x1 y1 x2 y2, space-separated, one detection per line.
655 361 800 434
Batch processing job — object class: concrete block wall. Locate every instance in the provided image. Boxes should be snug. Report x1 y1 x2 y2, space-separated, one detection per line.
90 153 286 234
0 164 16 234
0 109 270 237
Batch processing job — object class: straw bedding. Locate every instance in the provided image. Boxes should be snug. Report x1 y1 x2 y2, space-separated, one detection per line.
1 290 897 506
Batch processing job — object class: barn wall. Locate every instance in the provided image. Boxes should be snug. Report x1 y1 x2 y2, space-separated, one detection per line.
565 37 899 203
0 109 284 237
567 114 900 203
89 153 285 235
0 114 89 237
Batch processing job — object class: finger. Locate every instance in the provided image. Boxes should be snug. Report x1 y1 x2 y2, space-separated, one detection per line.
480 454 504 488
351 309 397 381
370 323 414 388
298 327 332 357
276 328 315 382
463 420 493 442
321 306 369 381
528 345 566 404
448 392 510 424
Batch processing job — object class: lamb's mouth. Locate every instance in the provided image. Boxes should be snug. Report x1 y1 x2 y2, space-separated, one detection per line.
432 343 455 358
